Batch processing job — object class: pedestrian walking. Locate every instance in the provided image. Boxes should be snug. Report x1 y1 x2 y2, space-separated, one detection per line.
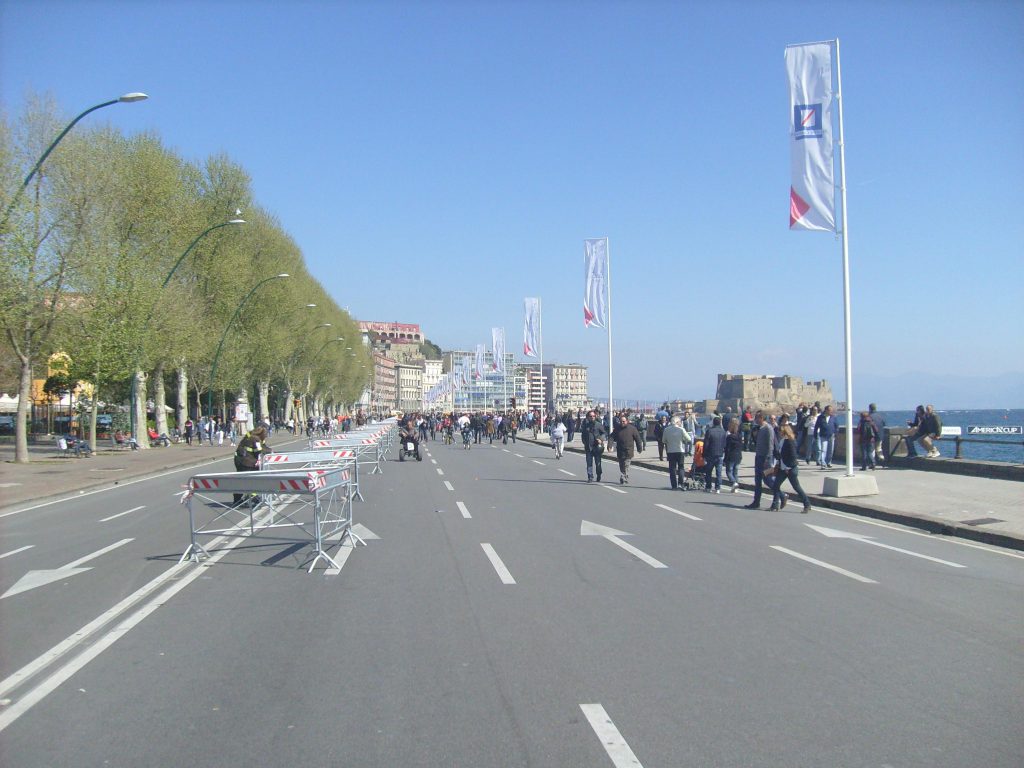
725 420 743 492
662 415 693 490
654 414 668 461
744 411 778 509
770 424 812 513
702 416 727 493
233 426 269 506
611 414 643 485
814 405 838 468
581 409 607 482
858 410 879 470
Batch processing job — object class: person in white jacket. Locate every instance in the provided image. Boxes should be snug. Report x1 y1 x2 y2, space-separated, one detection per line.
550 419 566 459
662 415 694 490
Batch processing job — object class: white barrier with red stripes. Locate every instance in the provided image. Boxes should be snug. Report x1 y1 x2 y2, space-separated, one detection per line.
180 465 359 573
258 449 363 502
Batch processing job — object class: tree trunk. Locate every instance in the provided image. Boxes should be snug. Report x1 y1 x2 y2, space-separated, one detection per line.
153 362 168 437
257 380 270 425
133 370 150 450
176 366 188 433
88 396 99 456
14 355 32 463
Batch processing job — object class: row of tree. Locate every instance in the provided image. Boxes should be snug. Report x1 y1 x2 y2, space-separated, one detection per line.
1 94 371 462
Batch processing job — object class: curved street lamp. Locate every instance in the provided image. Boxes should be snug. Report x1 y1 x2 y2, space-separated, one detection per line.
2 93 149 230
129 214 247 442
160 216 246 289
207 273 290 421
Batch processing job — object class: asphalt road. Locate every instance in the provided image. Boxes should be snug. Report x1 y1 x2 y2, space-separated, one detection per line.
1 435 1022 767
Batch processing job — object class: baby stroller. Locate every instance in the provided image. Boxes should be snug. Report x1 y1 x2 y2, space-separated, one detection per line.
683 438 707 491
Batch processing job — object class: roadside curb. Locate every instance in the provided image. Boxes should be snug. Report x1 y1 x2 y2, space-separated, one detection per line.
517 436 1024 553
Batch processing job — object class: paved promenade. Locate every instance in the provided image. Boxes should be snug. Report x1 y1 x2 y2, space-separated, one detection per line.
513 432 1024 551
2 430 1022 551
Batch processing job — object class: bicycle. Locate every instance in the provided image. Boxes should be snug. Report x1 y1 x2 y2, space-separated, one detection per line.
462 428 472 450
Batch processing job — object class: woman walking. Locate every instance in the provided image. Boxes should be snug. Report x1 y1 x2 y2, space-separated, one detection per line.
770 424 812 513
725 420 743 493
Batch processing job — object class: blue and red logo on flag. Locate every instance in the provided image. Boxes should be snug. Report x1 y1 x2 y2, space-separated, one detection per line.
794 104 823 140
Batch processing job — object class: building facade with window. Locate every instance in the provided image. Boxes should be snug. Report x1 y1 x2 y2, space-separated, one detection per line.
543 363 590 414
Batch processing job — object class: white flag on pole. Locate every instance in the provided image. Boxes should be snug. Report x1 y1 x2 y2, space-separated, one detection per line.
475 344 486 380
584 238 609 328
491 327 506 373
523 298 540 358
786 41 835 232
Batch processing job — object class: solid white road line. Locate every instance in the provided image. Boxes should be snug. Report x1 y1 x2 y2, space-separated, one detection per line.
456 501 472 519
0 525 255 735
444 481 454 491
99 505 145 522
580 703 644 767
63 539 134 569
436 468 445 476
532 460 546 466
601 484 628 494
481 543 516 584
0 545 34 560
770 546 877 584
654 503 702 522
558 469 576 476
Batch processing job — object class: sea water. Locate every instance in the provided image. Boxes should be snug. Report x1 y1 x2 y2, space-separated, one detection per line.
876 409 1023 464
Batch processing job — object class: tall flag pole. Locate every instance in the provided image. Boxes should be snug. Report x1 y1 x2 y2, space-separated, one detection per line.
492 327 507 411
584 237 613 417
786 38 855 478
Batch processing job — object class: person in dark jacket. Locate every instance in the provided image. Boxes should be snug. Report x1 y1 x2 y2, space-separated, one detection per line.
857 411 879 471
770 424 811 513
233 426 269 505
702 416 727 493
653 415 668 460
724 420 743 493
580 410 608 483
814 405 838 468
611 414 644 484
745 411 778 509
868 403 886 465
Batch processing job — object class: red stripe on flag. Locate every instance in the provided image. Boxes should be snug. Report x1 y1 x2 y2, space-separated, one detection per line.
790 187 811 228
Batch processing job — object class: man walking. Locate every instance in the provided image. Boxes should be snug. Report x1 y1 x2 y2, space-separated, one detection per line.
581 409 607 483
663 415 693 490
611 414 643 485
744 411 777 509
702 416 727 493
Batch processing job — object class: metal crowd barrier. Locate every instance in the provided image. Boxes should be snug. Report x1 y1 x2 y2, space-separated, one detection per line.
308 426 396 475
261 448 363 501
180 465 359 573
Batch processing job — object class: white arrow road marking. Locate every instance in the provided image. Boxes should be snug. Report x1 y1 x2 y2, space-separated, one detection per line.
580 703 644 767
601 485 627 494
2 539 134 599
0 546 34 560
580 521 667 569
481 543 516 584
771 546 877 584
444 481 454 491
456 501 471 519
325 524 380 576
99 505 145 522
558 469 576 476
806 524 966 568
654 503 702 521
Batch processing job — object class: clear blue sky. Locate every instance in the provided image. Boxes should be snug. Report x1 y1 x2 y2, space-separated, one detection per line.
3 1 1022 408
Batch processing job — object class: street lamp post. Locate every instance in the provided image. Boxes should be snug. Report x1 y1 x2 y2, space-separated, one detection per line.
207 274 290 425
129 215 246 444
2 93 148 230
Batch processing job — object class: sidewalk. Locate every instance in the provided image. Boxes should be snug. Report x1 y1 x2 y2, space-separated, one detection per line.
0 431 308 512
516 433 1024 552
